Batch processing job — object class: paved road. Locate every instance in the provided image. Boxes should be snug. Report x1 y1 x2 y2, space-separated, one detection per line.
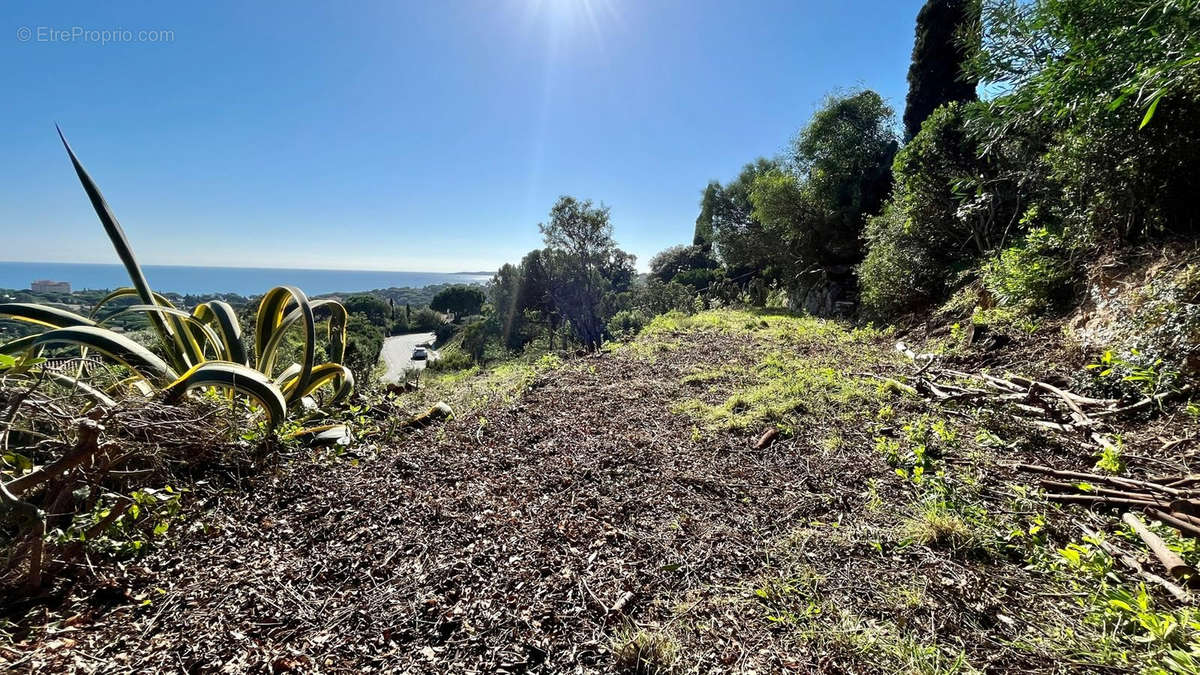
379 332 437 383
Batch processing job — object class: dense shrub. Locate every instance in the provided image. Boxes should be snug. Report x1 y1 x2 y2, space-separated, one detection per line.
434 321 457 345
410 307 445 332
606 309 649 340
980 226 1072 312
863 0 1200 321
641 279 697 316
459 319 494 362
858 103 984 318
672 267 724 292
425 348 474 372
969 0 1200 250
343 314 385 382
431 285 486 317
342 294 391 323
648 244 717 285
858 206 942 319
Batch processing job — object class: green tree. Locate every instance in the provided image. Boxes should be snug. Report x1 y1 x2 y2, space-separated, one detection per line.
693 182 719 251
409 306 445 332
790 89 899 264
488 262 526 351
430 284 486 318
459 318 492 363
969 0 1200 248
518 248 560 348
538 196 636 349
648 244 717 285
859 102 985 319
706 158 790 285
903 0 981 140
342 294 391 325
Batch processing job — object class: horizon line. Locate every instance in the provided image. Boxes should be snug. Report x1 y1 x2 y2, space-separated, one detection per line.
0 259 496 276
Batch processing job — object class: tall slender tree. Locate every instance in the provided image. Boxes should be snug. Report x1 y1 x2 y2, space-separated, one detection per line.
693 182 719 251
903 0 980 141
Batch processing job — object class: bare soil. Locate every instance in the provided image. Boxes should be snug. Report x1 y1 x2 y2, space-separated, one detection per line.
3 313 1195 673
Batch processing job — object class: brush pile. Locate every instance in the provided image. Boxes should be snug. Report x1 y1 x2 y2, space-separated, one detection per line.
885 341 1200 596
0 390 256 592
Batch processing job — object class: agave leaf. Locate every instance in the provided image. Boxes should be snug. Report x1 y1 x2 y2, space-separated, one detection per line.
319 301 348 365
284 424 351 446
112 374 155 397
257 306 305 376
0 334 41 357
162 361 287 428
255 287 316 403
30 326 177 385
192 301 248 365
280 363 354 405
57 129 200 371
272 362 303 387
96 304 224 359
89 287 178 318
90 287 200 366
0 303 97 329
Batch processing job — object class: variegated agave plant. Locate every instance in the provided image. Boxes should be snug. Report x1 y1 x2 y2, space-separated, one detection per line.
0 129 354 428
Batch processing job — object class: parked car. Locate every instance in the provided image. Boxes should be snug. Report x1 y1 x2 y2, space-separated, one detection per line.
411 347 428 360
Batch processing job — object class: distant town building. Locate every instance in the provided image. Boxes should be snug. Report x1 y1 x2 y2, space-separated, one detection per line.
31 280 71 294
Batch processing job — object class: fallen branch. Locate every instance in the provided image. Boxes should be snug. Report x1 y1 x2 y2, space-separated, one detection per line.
610 590 635 616
753 427 779 450
1007 375 1120 407
1123 512 1197 583
1093 385 1195 419
1146 509 1200 541
1039 480 1172 507
1080 524 1190 604
5 419 105 496
1045 493 1157 508
1166 509 1200 529
858 373 919 397
1011 463 1187 498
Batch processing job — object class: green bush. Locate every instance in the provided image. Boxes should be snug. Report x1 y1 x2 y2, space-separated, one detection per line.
607 309 649 340
641 279 697 316
342 314 384 382
858 206 942 320
410 306 445 332
430 285 485 317
426 348 474 372
858 103 987 320
970 0 1200 251
434 321 458 345
981 226 1072 313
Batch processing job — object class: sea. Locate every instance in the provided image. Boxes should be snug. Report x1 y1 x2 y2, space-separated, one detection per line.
0 262 491 297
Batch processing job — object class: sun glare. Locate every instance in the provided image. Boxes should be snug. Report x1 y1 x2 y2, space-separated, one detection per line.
520 0 621 43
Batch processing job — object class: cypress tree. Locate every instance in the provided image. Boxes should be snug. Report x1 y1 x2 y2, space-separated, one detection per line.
693 182 719 251
903 0 979 141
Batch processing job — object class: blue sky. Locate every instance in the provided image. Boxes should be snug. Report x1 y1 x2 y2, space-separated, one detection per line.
1 1 923 272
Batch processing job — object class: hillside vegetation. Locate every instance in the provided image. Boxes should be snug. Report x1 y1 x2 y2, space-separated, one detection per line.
4 0 1200 672
5 309 1200 671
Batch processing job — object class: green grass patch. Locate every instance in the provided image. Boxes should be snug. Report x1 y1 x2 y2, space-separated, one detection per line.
744 549 977 674
676 352 881 431
646 309 896 431
410 349 565 415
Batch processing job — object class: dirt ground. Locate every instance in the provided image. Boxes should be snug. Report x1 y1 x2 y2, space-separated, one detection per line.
3 309 1198 673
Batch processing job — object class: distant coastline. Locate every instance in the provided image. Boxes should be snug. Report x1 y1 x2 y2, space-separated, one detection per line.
0 261 490 297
